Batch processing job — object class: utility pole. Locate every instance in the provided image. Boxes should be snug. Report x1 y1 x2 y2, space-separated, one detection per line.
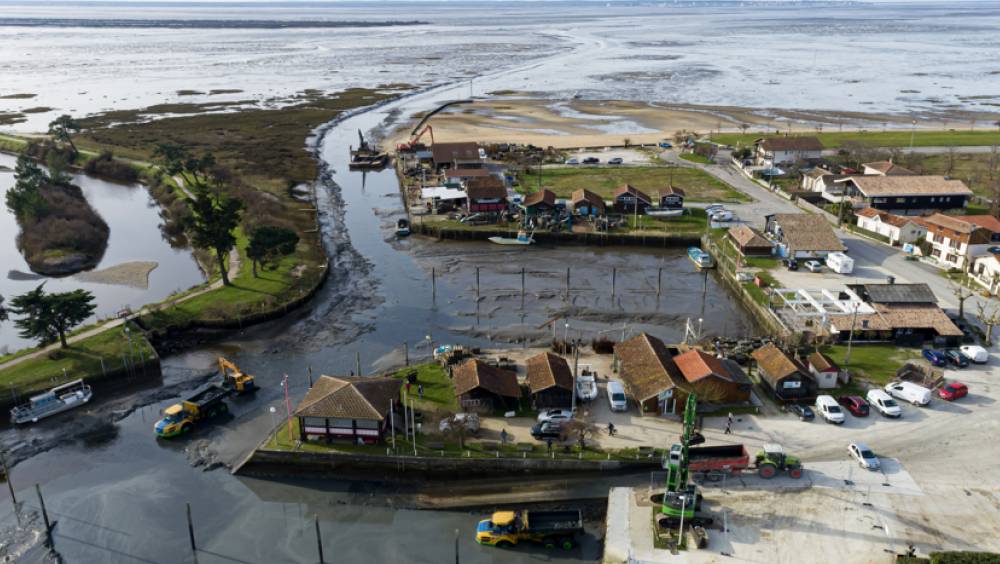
1 452 16 506
845 302 860 367
571 340 579 413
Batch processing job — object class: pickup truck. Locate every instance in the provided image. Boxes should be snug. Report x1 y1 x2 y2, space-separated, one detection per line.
476 509 583 549
687 445 751 478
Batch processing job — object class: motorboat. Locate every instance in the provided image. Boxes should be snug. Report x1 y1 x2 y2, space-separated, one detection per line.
645 208 685 218
687 247 715 269
11 379 93 425
396 218 411 237
488 230 534 246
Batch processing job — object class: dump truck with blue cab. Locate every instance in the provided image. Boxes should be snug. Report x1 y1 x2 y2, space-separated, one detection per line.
476 509 582 549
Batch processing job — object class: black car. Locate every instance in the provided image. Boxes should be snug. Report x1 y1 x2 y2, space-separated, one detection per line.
945 349 970 368
788 404 814 421
784 258 799 271
531 421 563 440
582 157 600 164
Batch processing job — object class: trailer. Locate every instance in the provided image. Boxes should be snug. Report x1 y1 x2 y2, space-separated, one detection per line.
154 384 231 438
476 510 583 550
688 445 751 479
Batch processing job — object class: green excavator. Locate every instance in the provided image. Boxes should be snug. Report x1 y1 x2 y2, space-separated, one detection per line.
659 393 714 528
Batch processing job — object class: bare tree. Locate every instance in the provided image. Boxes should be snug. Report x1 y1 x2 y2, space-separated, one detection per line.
988 145 999 182
977 300 1000 344
994 120 1000 132
739 123 750 137
623 137 631 148
952 279 975 319
561 419 600 450
945 146 957 176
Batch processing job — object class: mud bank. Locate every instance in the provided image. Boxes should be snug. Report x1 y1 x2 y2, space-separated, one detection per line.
413 222 701 248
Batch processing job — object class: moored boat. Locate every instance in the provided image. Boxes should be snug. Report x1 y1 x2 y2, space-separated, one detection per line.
11 379 93 425
687 247 715 269
646 208 685 218
396 218 411 237
488 230 534 246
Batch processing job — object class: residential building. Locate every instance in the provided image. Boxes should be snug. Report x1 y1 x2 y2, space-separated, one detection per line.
754 137 824 167
657 186 685 209
728 225 774 257
453 359 521 413
445 168 492 183
837 176 972 214
972 253 1000 295
466 178 508 215
834 283 964 346
854 208 928 245
806 352 841 389
294 376 402 444
764 213 846 258
861 161 915 176
672 349 752 406
526 352 574 408
612 184 652 214
921 213 1000 270
521 189 556 216
750 344 816 401
571 188 606 216
431 142 482 171
613 333 687 415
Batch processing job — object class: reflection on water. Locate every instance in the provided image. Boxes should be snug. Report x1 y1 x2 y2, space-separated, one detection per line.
0 152 204 351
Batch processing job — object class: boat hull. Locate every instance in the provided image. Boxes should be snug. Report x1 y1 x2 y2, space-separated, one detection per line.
488 237 533 245
11 389 93 425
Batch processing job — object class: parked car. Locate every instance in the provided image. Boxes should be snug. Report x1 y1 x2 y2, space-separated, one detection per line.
711 210 734 222
959 345 989 364
566 157 580 165
922 348 948 367
439 412 481 435
884 381 932 406
787 403 814 421
938 381 968 401
837 396 870 417
576 374 598 401
530 421 563 440
804 260 823 273
608 157 624 165
783 258 799 271
848 442 881 470
582 157 600 164
866 389 902 418
815 395 845 424
944 349 969 368
537 408 574 424
704 204 725 214
606 381 628 412
658 141 673 149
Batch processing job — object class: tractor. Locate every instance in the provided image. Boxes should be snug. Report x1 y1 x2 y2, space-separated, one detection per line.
755 443 803 479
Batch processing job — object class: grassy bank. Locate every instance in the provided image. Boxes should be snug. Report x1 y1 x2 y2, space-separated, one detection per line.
819 343 917 385
422 208 709 236
711 130 1000 149
517 166 749 203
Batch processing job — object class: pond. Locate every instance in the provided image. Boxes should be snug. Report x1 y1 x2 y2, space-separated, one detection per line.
0 152 204 352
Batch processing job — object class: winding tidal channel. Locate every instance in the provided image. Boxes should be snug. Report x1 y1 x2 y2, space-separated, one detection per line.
1 77 757 563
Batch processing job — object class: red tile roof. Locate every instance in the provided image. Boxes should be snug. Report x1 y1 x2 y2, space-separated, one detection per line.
673 349 733 383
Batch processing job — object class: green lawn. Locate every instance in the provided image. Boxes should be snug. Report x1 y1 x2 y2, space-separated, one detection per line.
679 152 713 165
711 130 1000 149
618 207 708 234
0 322 156 397
744 256 780 269
392 362 458 413
518 166 749 203
819 343 918 385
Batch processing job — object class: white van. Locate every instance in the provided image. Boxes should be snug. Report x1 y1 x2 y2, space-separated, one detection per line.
884 381 932 406
825 252 854 274
866 389 902 418
815 395 845 424
607 381 628 412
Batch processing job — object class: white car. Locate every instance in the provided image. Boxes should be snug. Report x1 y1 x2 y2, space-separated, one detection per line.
815 395 845 424
439 412 480 435
848 442 880 470
884 381 931 406
960 345 989 364
537 408 574 424
576 374 598 401
608 157 624 165
804 260 823 272
866 389 902 418
704 204 725 213
710 210 734 222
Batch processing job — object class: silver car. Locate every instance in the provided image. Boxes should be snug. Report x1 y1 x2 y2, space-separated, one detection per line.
848 442 880 470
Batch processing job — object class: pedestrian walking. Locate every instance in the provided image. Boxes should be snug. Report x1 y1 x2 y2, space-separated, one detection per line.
417 384 423 399
727 411 734 426
500 429 508 445
724 422 732 435
405 381 412 394
546 438 553 452
607 422 617 437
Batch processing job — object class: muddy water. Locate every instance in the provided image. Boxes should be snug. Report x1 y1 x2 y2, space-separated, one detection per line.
0 152 204 351
0 87 756 562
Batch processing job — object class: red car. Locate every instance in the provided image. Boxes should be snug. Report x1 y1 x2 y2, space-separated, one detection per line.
837 396 870 417
938 382 968 401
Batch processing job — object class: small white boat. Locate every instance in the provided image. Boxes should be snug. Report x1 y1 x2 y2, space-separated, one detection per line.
488 230 534 246
687 247 715 269
646 208 685 218
396 218 411 237
11 379 93 425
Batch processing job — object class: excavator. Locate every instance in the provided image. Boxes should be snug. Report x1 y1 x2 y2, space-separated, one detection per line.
218 357 257 394
660 393 713 529
396 124 433 153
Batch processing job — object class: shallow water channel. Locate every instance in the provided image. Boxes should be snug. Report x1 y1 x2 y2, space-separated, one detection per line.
0 152 204 351
0 84 757 562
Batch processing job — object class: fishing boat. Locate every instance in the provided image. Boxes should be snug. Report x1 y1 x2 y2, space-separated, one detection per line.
645 208 685 218
10 379 93 425
488 230 534 246
349 129 389 169
396 218 411 237
687 247 715 269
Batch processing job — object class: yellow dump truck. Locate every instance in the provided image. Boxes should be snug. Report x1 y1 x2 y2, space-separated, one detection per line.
154 384 230 438
475 510 582 550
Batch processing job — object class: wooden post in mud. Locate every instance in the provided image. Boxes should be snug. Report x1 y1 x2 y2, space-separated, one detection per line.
565 267 570 301
431 267 437 301
521 267 526 301
476 266 480 298
307 365 314 388
186 501 196 553
1 452 15 505
36 484 51 548
657 267 663 297
404 342 409 366
454 528 460 564
355 352 362 377
611 267 617 298
315 516 326 564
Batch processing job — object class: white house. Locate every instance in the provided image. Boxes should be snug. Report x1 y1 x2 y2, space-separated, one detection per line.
806 352 842 389
972 254 1000 295
755 137 824 167
921 213 1000 270
854 208 928 245
861 161 915 177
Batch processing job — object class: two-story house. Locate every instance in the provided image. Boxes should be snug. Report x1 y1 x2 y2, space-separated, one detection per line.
921 213 1000 270
754 137 824 167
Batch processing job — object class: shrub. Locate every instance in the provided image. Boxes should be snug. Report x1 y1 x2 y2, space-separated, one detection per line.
84 151 139 183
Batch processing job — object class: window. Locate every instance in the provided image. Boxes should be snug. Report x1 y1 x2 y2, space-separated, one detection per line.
934 233 945 243
355 419 379 429
873 198 887 204
931 249 941 258
303 417 327 428
329 418 354 428
895 197 907 203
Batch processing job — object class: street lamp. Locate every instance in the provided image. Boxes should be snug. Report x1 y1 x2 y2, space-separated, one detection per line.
564 322 570 343
425 334 433 359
